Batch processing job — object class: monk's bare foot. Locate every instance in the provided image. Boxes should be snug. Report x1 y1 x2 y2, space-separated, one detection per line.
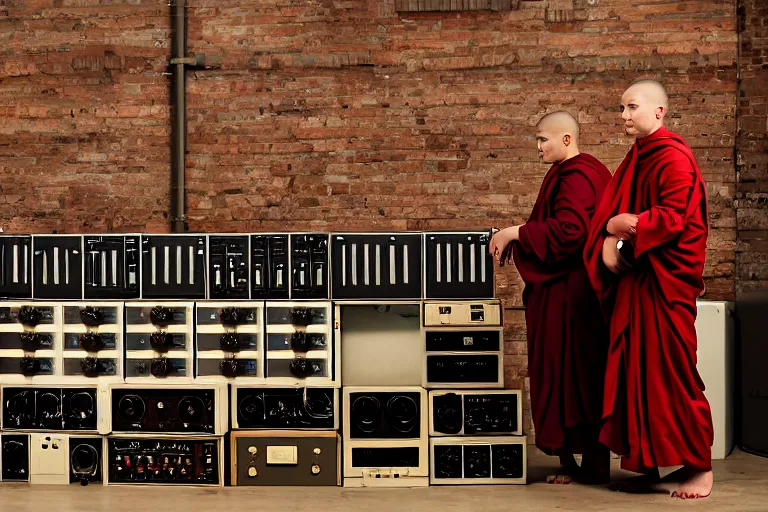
669 469 713 499
546 474 573 484
547 453 578 484
610 470 663 493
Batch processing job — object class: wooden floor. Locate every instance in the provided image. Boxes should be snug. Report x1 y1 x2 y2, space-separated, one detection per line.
1 449 766 511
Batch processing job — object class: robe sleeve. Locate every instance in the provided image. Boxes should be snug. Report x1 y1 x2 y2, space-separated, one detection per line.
517 170 596 265
633 151 695 258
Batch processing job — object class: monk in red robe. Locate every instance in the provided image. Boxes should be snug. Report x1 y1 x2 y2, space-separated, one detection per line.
490 111 612 484
583 80 714 499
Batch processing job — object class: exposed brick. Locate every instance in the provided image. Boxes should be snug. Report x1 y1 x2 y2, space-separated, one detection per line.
0 0 754 442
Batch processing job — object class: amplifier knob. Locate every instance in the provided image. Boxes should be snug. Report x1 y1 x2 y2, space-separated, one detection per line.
248 446 257 455
313 448 321 455
248 467 258 477
311 464 321 475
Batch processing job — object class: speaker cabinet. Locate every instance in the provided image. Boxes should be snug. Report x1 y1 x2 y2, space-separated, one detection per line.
1 433 29 482
1 384 101 432
32 235 83 300
231 386 338 430
61 303 123 381
430 436 527 485
0 235 32 299
0 302 61 383
141 235 207 299
83 235 141 299
104 383 228 435
208 236 250 300
424 231 495 299
331 233 422 300
429 390 522 436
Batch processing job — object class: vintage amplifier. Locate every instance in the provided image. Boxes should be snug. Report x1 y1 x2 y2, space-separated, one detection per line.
61 303 123 381
124 302 194 381
265 302 336 386
429 390 522 436
231 385 338 430
423 327 504 389
0 235 32 299
290 233 329 299
103 383 228 435
336 302 422 387
230 430 340 486
208 235 250 300
342 386 428 487
195 302 263 382
32 235 83 300
424 231 495 299
140 235 207 299
104 434 223 486
83 235 141 299
0 302 61 383
424 300 502 327
430 436 527 485
1 384 102 432
251 234 290 299
330 233 422 300
0 432 29 481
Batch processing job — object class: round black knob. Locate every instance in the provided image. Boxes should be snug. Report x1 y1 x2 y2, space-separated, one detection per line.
150 357 170 377
79 307 105 327
78 332 104 352
149 331 172 353
80 357 99 378
20 332 41 352
149 306 173 326
18 306 42 327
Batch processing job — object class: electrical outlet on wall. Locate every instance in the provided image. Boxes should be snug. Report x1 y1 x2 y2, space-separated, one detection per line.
30 433 70 485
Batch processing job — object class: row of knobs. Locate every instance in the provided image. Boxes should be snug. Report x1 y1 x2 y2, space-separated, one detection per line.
246 445 322 477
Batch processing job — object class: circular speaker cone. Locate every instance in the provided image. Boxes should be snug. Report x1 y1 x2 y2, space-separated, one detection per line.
387 395 418 433
69 392 95 421
352 396 381 434
238 395 264 422
37 392 61 426
178 397 205 423
118 395 146 422
71 443 99 477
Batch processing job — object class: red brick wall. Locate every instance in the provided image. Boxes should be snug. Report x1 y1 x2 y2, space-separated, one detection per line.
0 0 741 435
737 0 768 295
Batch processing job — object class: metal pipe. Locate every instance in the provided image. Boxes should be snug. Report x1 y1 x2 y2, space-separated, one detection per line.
170 0 187 233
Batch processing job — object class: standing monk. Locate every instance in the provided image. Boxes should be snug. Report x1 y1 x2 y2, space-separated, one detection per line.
583 79 714 499
490 111 612 484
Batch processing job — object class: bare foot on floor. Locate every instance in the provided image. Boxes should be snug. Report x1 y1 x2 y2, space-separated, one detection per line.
669 469 713 499
546 454 578 484
546 474 573 484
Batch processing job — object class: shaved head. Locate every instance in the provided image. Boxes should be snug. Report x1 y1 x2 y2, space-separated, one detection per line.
536 111 580 141
620 79 668 137
623 79 669 111
535 110 581 164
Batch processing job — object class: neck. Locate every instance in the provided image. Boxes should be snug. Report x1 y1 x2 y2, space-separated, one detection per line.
637 123 664 139
557 147 581 163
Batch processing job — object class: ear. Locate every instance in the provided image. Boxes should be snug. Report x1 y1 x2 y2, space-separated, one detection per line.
563 134 571 146
655 106 666 120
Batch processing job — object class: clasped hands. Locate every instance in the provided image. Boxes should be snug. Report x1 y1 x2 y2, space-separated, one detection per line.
603 213 639 274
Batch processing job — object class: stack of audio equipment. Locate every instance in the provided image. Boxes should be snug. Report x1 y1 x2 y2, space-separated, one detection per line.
0 230 527 488
423 232 527 485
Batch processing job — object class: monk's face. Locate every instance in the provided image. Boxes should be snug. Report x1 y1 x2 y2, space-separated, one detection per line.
620 85 664 137
535 125 569 164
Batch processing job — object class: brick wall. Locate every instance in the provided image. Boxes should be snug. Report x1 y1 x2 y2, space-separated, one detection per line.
736 0 768 295
0 0 741 436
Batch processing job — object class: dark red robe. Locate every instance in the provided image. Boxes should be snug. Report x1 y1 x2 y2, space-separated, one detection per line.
509 153 612 456
584 127 714 472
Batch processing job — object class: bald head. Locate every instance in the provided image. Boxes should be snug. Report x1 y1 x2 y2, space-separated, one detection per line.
536 111 580 141
535 111 581 164
620 80 668 138
624 79 669 110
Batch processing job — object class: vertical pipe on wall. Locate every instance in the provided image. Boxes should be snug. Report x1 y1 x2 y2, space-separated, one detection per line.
170 0 187 233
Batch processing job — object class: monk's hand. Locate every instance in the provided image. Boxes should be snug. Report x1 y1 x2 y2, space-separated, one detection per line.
602 235 622 274
607 213 639 239
489 225 523 261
